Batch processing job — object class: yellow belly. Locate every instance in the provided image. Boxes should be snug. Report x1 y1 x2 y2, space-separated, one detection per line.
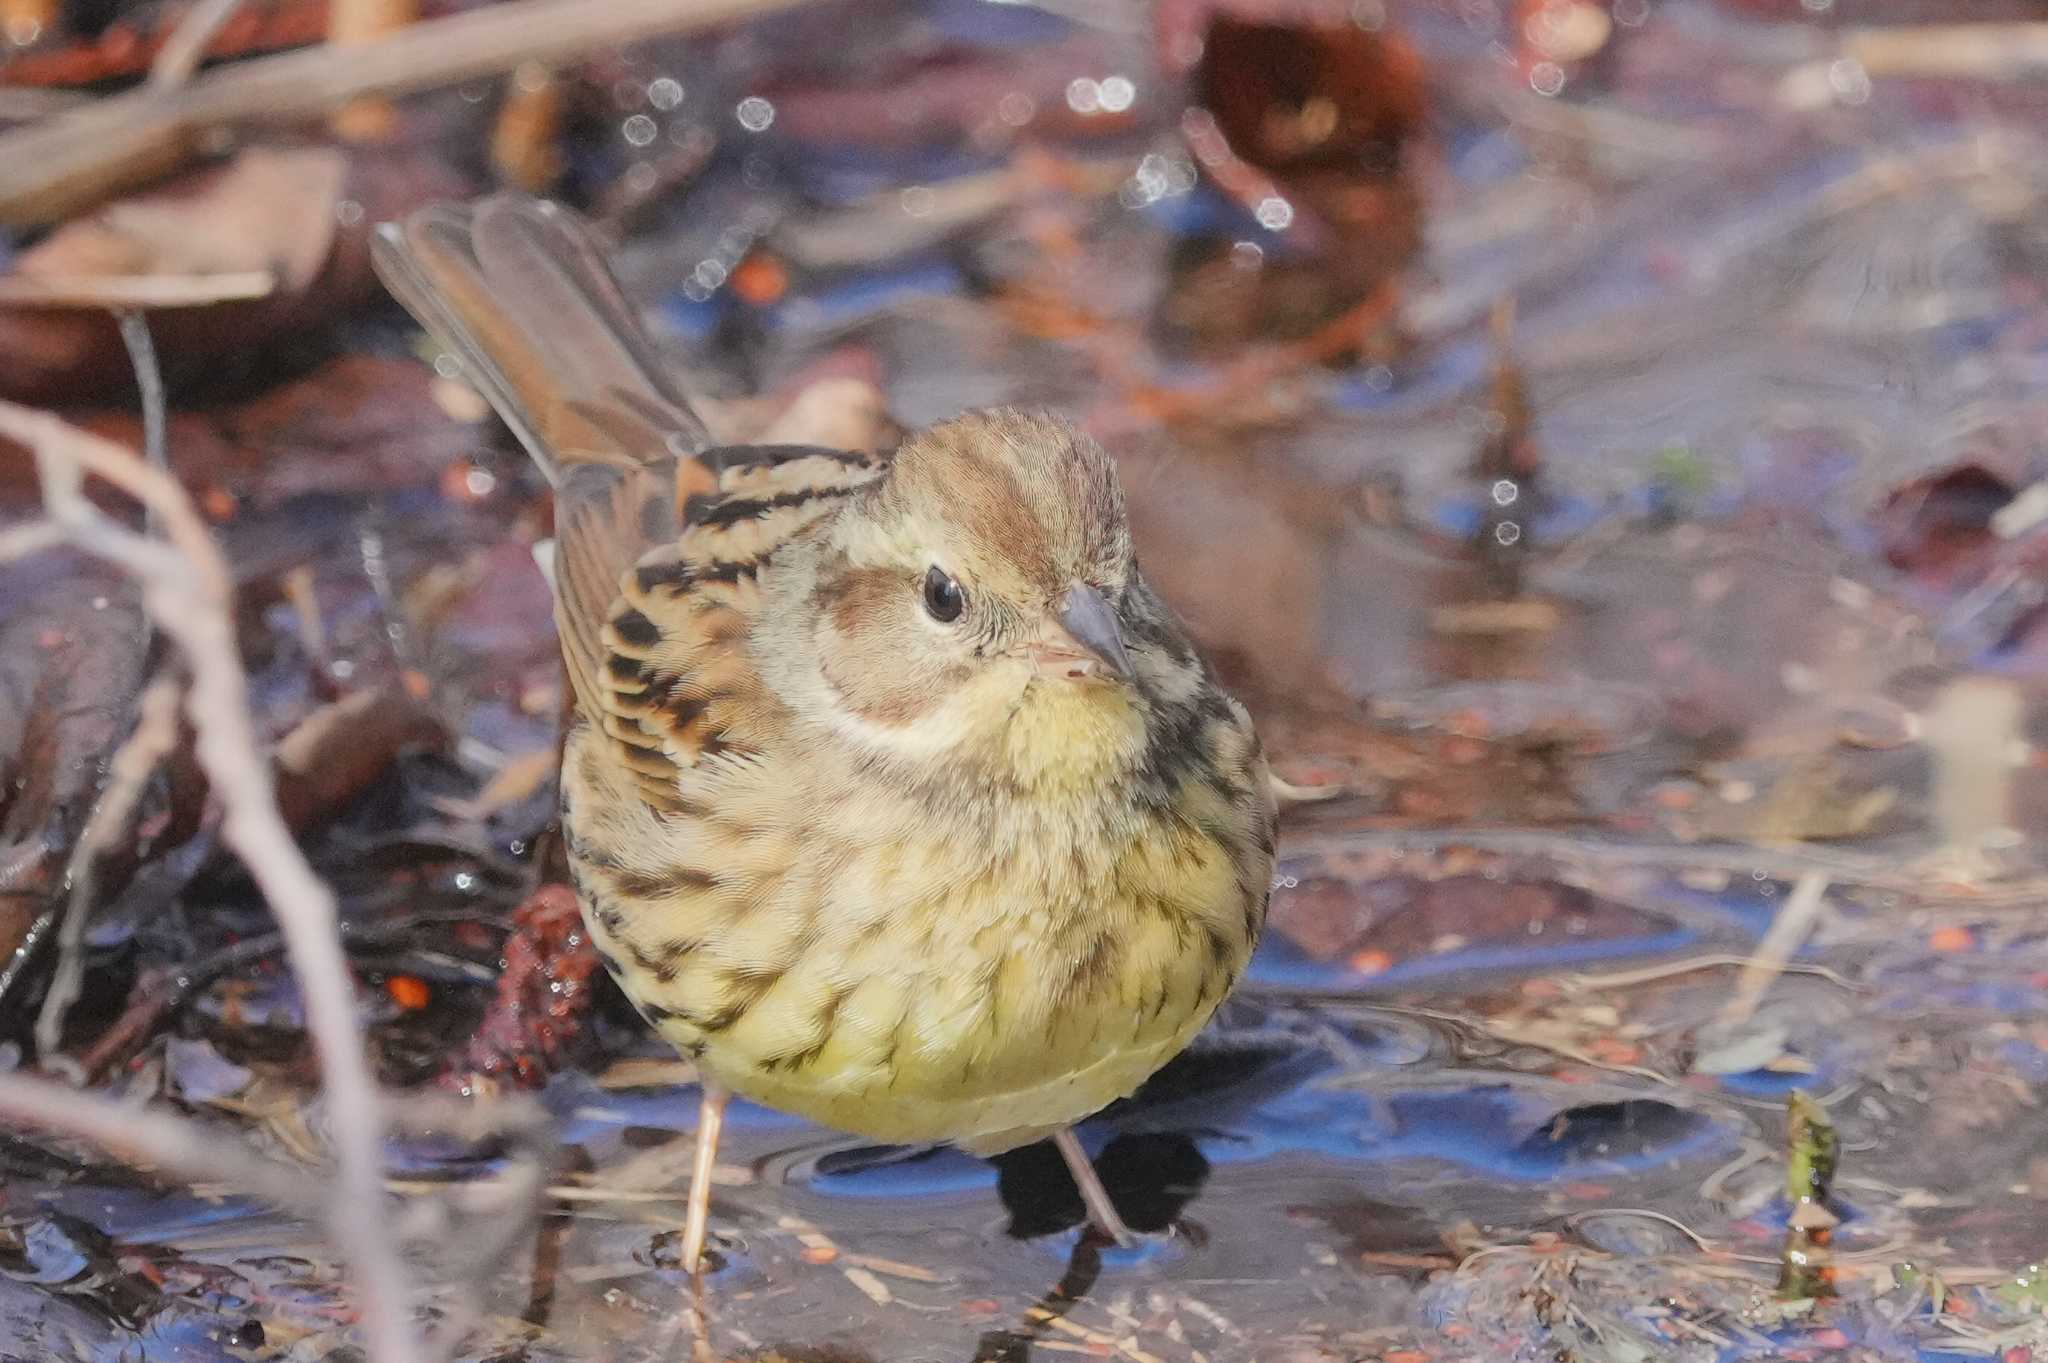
671 902 1236 1155
565 731 1267 1154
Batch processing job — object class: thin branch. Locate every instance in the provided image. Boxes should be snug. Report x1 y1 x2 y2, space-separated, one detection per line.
0 1073 552 1363
1560 953 1858 995
35 674 185 1061
0 403 425 1363
149 0 253 90
0 518 66 560
0 1069 322 1217
0 87 92 121
1844 21 2048 81
1714 871 1830 1030
0 272 277 307
116 311 168 538
0 0 817 227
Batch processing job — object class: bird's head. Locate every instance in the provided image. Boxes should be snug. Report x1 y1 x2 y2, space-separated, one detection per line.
762 408 1164 789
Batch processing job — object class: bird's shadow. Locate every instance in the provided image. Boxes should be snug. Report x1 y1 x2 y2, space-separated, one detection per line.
969 1132 1210 1363
992 1131 1210 1240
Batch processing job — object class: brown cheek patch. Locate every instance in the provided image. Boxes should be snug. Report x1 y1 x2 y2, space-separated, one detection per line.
814 567 965 726
820 565 900 637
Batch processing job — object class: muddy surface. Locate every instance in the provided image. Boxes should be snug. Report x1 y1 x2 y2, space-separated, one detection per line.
4 0 2048 1359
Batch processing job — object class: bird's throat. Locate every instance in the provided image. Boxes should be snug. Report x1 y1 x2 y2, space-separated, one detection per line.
999 682 1148 795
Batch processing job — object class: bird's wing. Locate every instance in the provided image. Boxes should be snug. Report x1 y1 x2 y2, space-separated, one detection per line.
596 445 884 811
372 193 886 811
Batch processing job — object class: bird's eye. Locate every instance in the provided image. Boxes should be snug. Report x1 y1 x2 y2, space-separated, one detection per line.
922 566 965 623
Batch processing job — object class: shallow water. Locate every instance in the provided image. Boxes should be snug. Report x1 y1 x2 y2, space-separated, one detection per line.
9 0 2048 1357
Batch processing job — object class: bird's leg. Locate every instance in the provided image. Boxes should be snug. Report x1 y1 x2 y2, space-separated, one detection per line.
1053 1127 1136 1248
681 1082 730 1280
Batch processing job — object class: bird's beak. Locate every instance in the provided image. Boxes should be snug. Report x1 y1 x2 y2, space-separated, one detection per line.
1030 585 1135 683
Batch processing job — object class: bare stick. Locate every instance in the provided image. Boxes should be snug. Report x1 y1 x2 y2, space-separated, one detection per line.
1562 953 1857 995
34 674 185 1061
0 403 424 1363
0 273 276 307
1845 22 2048 81
116 310 167 485
0 0 815 227
1714 871 1831 1031
0 1068 322 1214
329 0 418 143
149 0 253 90
0 88 91 121
0 519 65 560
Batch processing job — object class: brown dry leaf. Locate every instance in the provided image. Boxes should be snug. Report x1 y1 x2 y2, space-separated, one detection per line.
272 684 446 832
17 147 344 289
432 747 557 822
0 143 472 404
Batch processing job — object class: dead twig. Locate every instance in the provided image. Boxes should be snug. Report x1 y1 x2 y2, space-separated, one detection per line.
149 0 253 90
0 1071 550 1363
0 87 91 121
329 0 418 142
1561 954 1859 994
0 403 425 1363
0 0 816 227
1714 872 1831 1031
1836 23 2048 85
0 1069 323 1218
0 272 277 307
116 310 167 491
34 674 185 1063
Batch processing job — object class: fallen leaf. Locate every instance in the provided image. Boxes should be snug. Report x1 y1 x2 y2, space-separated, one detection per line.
272 684 446 832
21 146 343 286
1693 1025 1792 1076
0 143 473 403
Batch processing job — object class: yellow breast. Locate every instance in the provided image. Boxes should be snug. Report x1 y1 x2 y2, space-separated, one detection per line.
562 723 1270 1153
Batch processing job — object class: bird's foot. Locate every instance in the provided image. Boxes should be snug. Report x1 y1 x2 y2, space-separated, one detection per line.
1053 1127 1140 1250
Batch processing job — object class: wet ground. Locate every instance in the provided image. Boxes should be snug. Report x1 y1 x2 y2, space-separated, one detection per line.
5 0 2048 1358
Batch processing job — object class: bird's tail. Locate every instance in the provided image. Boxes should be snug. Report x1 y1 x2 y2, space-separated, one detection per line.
374 195 718 722
371 194 710 485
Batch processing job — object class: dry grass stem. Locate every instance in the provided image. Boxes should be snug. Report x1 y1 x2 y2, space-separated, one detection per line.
490 62 566 192
117 310 167 490
149 0 253 90
0 87 91 120
328 0 418 142
1563 953 1857 995
0 272 277 307
1844 22 2048 80
34 674 185 1060
0 402 425 1363
0 0 817 227
1715 871 1831 1030
328 0 420 46
0 1069 324 1215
